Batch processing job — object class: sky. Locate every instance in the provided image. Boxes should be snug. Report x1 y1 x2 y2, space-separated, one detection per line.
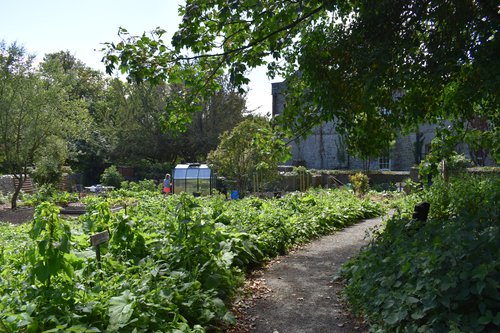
0 0 279 115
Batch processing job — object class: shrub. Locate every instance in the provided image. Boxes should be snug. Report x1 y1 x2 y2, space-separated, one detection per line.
371 182 397 192
120 179 158 192
402 177 422 194
0 192 11 205
349 172 369 197
341 174 500 332
132 160 174 181
100 165 124 188
21 184 78 207
31 138 69 186
441 152 472 177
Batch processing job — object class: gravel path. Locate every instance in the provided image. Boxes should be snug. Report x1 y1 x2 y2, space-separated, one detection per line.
234 215 386 333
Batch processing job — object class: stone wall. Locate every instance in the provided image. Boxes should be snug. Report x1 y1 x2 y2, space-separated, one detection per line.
272 81 287 117
271 80 495 171
0 175 76 194
272 81 425 171
316 171 410 187
276 170 410 191
0 175 36 194
0 175 15 194
391 133 414 171
288 125 419 171
290 122 347 169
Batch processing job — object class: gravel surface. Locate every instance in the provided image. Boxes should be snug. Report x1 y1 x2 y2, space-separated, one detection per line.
231 215 386 333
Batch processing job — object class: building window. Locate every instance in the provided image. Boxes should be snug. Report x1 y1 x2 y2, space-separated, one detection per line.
379 155 390 170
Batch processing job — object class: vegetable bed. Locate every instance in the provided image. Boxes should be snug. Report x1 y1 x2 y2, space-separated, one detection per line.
0 188 381 332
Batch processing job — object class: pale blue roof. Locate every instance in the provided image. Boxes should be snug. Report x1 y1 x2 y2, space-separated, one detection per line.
173 163 212 179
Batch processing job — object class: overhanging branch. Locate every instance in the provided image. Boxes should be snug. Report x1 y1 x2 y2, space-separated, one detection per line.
173 5 326 62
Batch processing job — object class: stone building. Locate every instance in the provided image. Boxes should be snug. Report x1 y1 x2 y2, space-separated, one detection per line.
272 81 493 171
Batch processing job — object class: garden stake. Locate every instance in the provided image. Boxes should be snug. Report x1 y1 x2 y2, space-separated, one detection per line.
91 230 109 269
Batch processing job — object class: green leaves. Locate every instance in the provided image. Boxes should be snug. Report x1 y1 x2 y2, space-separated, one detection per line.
0 43 92 208
1 188 381 332
29 202 74 286
384 309 407 326
207 117 290 195
107 290 136 332
98 0 500 176
341 174 500 332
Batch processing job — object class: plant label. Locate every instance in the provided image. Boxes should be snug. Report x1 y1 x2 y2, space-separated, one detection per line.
90 231 109 246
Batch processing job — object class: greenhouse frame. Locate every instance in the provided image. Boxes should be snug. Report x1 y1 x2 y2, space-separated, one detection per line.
172 163 216 195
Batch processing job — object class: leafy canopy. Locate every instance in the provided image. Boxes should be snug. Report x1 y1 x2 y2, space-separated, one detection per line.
207 117 290 194
0 42 90 208
103 1 499 159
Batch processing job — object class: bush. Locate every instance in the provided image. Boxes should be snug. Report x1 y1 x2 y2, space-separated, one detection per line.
120 179 160 192
349 172 369 197
21 184 78 207
442 152 472 177
132 160 174 181
100 165 124 188
341 175 500 332
0 192 11 205
31 138 69 186
371 182 397 192
402 177 422 194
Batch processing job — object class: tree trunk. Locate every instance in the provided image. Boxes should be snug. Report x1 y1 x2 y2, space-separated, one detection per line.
442 159 449 183
11 174 25 210
363 158 371 173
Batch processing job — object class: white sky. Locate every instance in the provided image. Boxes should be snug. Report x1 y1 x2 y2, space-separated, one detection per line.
0 0 278 115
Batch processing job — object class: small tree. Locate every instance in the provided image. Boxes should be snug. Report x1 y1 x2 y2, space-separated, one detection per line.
207 117 290 196
419 127 465 183
0 42 89 209
31 136 69 186
349 172 370 197
100 165 124 188
344 112 396 173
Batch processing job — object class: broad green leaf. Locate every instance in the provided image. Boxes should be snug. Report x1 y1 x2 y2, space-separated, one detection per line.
406 296 419 304
107 290 136 332
384 310 407 325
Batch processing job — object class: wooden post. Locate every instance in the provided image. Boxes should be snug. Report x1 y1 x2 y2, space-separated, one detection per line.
90 230 109 269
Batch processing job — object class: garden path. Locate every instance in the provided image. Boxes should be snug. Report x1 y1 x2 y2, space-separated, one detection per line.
231 214 387 333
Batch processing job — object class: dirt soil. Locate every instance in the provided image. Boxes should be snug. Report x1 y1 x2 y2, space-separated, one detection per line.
0 204 34 225
229 215 385 333
0 202 88 225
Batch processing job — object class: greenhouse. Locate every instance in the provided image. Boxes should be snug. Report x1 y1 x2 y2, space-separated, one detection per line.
172 163 216 195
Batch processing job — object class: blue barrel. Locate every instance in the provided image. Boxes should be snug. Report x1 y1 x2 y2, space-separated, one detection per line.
230 190 239 200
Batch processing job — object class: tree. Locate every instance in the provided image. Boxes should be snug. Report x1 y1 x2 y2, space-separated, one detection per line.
343 112 396 171
97 79 173 165
464 115 495 166
207 117 290 195
40 52 112 185
0 42 89 208
97 76 246 170
180 76 247 161
42 51 106 106
100 165 124 188
103 0 499 161
31 136 69 185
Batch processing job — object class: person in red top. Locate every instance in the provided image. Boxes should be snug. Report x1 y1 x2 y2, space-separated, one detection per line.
163 173 172 194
